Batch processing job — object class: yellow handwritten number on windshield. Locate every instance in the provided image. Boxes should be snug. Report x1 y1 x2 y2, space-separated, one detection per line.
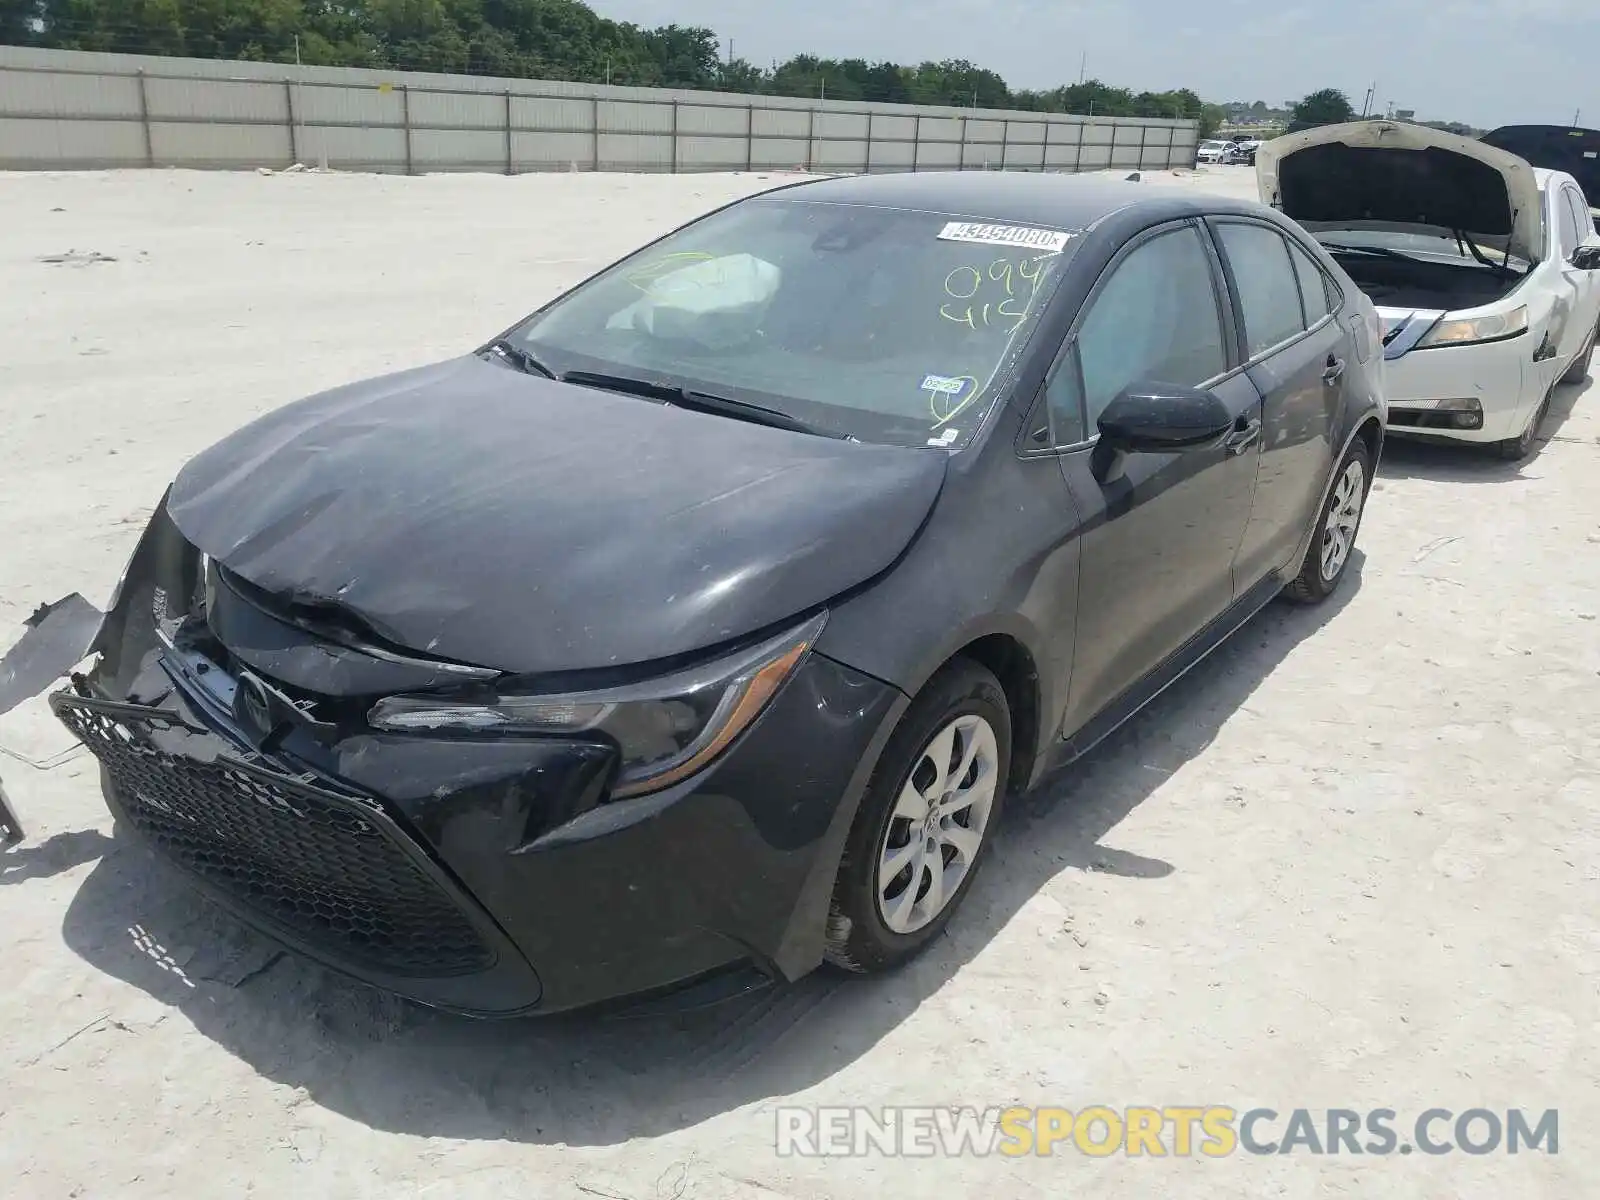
941 255 1049 333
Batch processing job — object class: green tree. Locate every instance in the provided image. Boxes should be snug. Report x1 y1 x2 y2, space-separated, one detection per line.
1 0 40 42
640 24 720 89
1290 88 1356 129
860 61 909 104
717 56 766 94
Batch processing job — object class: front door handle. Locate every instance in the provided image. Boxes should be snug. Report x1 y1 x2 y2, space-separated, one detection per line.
1322 356 1346 386
1224 416 1261 456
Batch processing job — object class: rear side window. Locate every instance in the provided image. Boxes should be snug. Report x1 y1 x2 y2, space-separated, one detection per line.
1058 225 1228 430
1216 221 1305 356
1287 240 1332 325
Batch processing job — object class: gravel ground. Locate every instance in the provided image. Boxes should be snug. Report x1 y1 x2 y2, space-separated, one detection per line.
2 163 1597 1199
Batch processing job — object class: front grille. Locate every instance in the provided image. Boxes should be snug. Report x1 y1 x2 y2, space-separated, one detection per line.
53 693 494 979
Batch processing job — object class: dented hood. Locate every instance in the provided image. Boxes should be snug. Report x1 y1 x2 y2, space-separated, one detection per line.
1257 121 1544 264
164 356 947 675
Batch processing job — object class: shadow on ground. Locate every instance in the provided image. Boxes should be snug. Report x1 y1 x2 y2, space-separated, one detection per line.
1 828 114 886
1376 377 1588 483
35 560 1363 1146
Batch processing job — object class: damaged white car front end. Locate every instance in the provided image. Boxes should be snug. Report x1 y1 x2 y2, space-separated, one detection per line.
1259 120 1600 459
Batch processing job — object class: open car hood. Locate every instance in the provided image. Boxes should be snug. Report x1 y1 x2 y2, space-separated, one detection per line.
1256 121 1544 264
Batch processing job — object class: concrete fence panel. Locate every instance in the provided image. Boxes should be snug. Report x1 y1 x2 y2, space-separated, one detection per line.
751 108 809 139
0 46 1201 177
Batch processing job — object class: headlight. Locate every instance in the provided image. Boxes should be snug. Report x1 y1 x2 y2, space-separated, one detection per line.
1417 305 1528 348
367 612 827 799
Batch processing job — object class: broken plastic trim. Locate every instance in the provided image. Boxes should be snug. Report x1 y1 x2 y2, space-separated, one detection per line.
0 778 22 849
0 489 202 845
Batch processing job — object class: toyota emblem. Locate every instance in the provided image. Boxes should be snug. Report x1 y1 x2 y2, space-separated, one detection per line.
236 671 274 732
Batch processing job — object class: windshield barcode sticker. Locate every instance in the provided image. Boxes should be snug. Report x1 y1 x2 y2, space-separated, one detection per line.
938 222 1072 253
921 374 969 395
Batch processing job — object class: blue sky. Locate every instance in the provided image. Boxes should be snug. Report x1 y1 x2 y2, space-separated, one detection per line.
596 0 1595 129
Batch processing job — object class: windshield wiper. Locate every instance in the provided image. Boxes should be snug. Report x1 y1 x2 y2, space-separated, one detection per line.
1320 242 1425 263
485 338 557 379
560 369 844 439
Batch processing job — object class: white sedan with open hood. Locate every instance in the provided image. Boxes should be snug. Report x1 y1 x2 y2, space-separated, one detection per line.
1258 121 1600 458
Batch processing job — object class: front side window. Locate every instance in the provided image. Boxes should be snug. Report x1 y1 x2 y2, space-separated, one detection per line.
1216 221 1306 356
1565 188 1594 245
1555 187 1582 256
1066 225 1228 428
508 199 1075 448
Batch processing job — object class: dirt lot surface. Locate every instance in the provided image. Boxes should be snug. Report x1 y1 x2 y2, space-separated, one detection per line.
2 163 1597 1198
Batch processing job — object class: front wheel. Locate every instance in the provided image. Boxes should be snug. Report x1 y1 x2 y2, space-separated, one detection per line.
824 658 1011 974
1283 439 1372 604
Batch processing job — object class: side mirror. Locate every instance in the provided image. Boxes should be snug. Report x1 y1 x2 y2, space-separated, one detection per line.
1097 382 1234 453
1571 244 1600 271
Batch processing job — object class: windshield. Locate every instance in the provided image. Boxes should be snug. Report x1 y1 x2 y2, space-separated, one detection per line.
1312 227 1530 273
504 197 1075 448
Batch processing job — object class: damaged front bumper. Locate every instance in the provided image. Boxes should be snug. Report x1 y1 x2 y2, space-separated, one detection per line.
0 497 904 1015
0 496 195 846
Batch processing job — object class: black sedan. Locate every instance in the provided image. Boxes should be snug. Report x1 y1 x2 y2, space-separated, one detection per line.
0 172 1385 1016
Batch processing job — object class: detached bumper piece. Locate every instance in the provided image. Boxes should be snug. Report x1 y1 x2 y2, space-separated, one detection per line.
51 691 543 1014
0 780 22 849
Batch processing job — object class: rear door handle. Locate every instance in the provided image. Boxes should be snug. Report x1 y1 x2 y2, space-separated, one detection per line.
1322 356 1346 386
1224 416 1261 456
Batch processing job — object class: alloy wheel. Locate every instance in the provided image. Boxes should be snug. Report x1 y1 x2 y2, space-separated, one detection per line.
1319 459 1365 582
876 714 999 935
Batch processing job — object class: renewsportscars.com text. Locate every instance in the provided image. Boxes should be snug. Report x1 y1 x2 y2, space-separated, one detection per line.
774 1106 1559 1158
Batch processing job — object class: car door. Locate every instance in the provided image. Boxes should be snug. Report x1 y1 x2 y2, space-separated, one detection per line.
1561 185 1600 354
1048 220 1263 739
1544 183 1591 373
1215 218 1347 588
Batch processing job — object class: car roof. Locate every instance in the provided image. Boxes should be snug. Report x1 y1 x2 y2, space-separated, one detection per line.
757 170 1263 231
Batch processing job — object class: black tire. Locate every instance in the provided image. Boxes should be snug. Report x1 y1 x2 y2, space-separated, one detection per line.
1493 385 1553 461
824 658 1011 974
1283 438 1372 604
1560 322 1596 385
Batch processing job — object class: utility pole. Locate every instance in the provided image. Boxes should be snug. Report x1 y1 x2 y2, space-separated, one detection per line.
1078 51 1086 84
1360 83 1375 118
294 34 301 66
1574 108 1582 127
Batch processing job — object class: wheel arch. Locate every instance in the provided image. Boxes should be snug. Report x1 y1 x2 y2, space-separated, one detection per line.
1287 410 1384 575
1353 412 1384 466
937 631 1046 798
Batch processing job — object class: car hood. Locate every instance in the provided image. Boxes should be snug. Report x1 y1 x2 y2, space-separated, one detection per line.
165 356 947 676
1256 120 1544 264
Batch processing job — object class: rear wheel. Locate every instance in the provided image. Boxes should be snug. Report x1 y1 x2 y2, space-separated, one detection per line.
824 659 1010 974
1283 439 1371 605
1493 385 1553 461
